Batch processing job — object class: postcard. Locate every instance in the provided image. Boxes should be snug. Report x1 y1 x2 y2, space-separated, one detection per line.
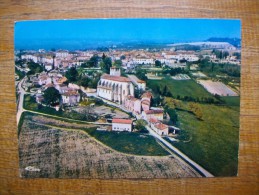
15 18 241 178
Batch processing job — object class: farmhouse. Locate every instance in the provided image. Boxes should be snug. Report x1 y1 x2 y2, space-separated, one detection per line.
97 67 134 104
152 123 169 136
142 109 164 121
112 118 133 132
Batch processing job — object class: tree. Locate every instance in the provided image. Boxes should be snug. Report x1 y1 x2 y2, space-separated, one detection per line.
135 119 148 133
102 57 112 73
43 87 60 106
155 60 162 67
89 54 99 67
120 55 126 60
114 59 122 67
65 67 78 82
135 68 147 81
80 76 90 88
188 102 203 120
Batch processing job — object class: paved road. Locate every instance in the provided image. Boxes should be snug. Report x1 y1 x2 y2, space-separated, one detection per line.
16 78 26 125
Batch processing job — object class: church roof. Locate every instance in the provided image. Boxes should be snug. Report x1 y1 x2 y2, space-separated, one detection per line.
101 74 131 82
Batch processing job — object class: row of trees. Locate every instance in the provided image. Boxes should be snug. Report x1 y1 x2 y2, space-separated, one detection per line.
198 58 240 77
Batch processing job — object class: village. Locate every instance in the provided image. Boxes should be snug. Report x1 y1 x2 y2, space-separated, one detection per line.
16 44 240 135
16 42 240 178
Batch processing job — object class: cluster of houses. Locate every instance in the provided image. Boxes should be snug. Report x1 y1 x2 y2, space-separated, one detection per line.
98 67 169 136
32 70 81 108
20 48 200 72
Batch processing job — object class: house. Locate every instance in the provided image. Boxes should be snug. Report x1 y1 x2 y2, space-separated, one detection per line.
141 91 152 111
61 90 80 106
38 74 52 85
142 109 164 121
124 95 141 114
112 118 133 132
152 122 169 136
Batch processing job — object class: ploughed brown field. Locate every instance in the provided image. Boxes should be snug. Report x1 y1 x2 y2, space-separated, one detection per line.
19 113 201 179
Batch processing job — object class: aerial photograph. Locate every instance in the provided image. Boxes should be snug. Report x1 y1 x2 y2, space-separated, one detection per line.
15 19 241 179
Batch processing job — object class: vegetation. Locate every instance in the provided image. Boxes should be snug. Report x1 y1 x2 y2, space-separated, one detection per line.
100 57 112 73
155 60 162 67
135 68 148 81
167 99 239 176
43 87 61 106
23 94 97 122
81 54 100 68
135 119 148 133
163 67 188 76
198 58 240 77
15 67 25 80
147 77 213 99
86 129 169 156
26 61 44 75
65 67 78 82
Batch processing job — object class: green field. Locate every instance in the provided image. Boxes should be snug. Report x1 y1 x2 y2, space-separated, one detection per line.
86 129 170 156
172 102 239 176
147 77 213 98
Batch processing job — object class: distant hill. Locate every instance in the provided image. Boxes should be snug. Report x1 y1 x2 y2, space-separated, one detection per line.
206 37 241 48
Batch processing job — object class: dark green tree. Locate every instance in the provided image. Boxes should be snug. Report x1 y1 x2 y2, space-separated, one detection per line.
65 67 78 82
43 87 61 106
102 57 112 73
155 60 162 67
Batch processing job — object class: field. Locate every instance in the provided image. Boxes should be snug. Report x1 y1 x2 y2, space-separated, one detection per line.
147 77 213 98
171 101 240 176
198 80 238 96
18 113 200 178
87 129 169 156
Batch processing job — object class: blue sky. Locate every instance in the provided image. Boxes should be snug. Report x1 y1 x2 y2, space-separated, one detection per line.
15 18 241 50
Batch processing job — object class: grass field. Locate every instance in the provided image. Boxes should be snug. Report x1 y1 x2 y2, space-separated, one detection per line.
147 77 213 98
221 96 240 107
86 129 170 156
172 102 239 176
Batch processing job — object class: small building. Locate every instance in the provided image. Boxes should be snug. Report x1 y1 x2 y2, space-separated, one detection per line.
61 90 80 106
142 109 164 121
141 91 152 111
112 118 133 132
124 95 141 114
152 122 169 136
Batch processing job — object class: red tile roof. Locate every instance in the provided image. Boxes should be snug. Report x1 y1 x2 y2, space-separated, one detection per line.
112 118 132 124
149 117 159 123
154 123 168 130
101 74 131 82
145 109 163 115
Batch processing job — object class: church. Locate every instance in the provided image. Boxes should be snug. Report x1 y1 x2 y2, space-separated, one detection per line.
97 67 134 104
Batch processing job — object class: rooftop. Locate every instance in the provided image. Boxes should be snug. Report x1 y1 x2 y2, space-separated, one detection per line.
154 123 168 130
112 118 132 124
145 109 163 115
101 74 131 82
